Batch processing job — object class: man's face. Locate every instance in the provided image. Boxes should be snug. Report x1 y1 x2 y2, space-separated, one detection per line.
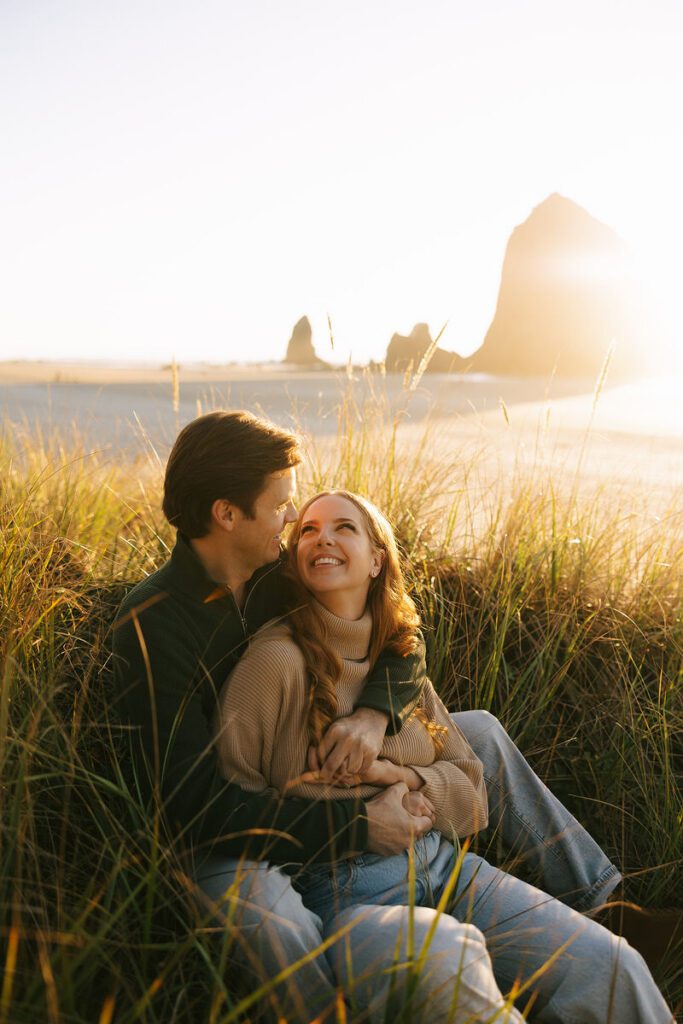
233 467 298 572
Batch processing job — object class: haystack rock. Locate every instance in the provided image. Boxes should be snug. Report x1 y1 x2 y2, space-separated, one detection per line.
385 323 466 374
284 316 320 366
472 194 649 378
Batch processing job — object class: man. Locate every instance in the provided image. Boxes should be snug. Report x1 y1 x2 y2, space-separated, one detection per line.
113 411 437 1018
112 410 665 1022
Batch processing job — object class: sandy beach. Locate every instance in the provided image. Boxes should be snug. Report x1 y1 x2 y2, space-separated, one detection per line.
0 360 336 385
1 361 681 513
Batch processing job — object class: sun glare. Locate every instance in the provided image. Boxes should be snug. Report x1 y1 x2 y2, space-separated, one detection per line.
633 253 683 374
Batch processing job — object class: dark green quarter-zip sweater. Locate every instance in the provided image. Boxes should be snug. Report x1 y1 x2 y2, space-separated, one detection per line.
111 534 425 865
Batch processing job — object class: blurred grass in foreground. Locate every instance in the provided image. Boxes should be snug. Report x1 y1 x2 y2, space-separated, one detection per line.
1 369 681 1021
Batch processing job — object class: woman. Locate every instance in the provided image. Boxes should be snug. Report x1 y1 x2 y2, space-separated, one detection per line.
214 491 673 1023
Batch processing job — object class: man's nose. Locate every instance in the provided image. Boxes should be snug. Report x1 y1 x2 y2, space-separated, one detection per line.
285 501 297 525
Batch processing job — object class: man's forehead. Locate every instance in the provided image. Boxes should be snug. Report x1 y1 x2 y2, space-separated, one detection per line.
267 467 297 493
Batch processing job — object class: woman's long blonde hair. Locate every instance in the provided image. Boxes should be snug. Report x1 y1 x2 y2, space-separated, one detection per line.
285 490 427 747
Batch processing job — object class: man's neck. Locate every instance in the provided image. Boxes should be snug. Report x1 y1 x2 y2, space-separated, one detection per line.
189 536 250 608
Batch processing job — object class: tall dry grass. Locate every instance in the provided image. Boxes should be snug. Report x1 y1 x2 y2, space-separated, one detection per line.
0 371 681 1021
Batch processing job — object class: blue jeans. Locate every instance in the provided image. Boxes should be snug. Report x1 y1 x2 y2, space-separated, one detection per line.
295 835 673 1023
453 710 621 911
190 711 633 1021
195 843 526 1023
190 856 337 1021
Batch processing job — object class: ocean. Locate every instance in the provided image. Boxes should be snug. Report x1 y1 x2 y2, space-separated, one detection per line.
0 372 592 454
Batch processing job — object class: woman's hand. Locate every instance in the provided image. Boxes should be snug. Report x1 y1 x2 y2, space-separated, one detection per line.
403 789 437 826
296 758 427 791
294 757 396 788
356 758 403 787
355 760 423 790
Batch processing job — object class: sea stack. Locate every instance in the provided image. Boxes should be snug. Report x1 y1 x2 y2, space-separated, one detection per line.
385 323 466 373
284 316 320 366
473 194 649 378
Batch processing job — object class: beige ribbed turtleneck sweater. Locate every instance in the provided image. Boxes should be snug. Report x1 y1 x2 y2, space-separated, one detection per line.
214 603 488 839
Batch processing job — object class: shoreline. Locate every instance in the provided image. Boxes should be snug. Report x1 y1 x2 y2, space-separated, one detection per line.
0 360 344 385
1 363 681 456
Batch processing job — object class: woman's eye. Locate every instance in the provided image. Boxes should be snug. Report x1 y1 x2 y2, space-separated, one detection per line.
339 522 356 531
300 524 314 534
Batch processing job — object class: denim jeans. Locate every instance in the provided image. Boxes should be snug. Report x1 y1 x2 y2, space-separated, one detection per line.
295 834 673 1023
191 856 337 1022
195 846 526 1023
452 710 622 911
190 711 637 1022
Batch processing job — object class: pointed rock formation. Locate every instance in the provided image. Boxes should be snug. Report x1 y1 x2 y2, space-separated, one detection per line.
385 323 466 374
284 316 322 366
472 194 649 377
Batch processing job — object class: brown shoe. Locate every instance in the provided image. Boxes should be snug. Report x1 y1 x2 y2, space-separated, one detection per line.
589 899 683 972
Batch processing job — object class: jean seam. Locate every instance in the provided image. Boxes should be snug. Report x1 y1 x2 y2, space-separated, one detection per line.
571 864 622 912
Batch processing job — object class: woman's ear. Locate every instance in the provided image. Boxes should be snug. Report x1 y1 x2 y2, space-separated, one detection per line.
370 549 385 578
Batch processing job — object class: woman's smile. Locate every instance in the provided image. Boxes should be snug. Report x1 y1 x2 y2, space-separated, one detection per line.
295 494 384 618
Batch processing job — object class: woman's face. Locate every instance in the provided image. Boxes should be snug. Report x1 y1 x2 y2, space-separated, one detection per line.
295 494 384 611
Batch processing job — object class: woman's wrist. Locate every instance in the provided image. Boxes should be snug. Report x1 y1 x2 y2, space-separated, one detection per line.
400 766 424 791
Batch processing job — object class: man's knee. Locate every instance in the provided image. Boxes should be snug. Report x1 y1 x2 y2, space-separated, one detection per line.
193 858 323 938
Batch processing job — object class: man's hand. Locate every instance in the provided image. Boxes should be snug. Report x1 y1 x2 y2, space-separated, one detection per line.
365 781 434 856
308 707 389 782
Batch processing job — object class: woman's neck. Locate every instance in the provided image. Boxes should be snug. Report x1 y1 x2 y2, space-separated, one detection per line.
312 590 368 621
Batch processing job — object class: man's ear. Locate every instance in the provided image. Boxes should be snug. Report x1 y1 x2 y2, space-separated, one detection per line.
211 498 240 533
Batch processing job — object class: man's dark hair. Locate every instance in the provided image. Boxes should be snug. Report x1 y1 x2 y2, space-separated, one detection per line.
162 410 302 537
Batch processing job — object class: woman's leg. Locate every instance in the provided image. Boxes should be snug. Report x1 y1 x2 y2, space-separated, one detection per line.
326 903 525 1023
297 839 524 1022
452 710 621 911
441 851 674 1024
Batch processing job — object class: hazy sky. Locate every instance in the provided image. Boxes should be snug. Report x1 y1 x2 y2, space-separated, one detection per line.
1 0 681 365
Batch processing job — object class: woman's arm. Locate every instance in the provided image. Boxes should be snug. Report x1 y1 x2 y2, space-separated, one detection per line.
353 681 488 838
114 603 368 864
214 629 306 791
409 683 488 837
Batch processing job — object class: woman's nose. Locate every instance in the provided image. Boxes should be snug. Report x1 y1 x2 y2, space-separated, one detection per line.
316 527 335 545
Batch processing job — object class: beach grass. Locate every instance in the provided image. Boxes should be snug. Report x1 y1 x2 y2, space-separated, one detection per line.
0 373 681 1021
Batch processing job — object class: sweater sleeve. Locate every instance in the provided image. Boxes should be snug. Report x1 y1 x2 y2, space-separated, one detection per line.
112 596 367 864
355 632 426 735
409 683 489 838
214 631 305 792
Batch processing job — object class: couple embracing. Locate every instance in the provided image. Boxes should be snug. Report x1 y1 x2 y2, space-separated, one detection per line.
113 410 675 1023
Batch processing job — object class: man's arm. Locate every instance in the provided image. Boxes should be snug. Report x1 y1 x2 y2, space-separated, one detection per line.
111 597 367 864
355 634 426 734
310 634 427 780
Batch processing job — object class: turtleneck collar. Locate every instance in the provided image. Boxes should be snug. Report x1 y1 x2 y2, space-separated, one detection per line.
314 600 372 661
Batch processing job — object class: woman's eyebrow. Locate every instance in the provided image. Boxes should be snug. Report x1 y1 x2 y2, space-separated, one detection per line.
300 516 359 526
